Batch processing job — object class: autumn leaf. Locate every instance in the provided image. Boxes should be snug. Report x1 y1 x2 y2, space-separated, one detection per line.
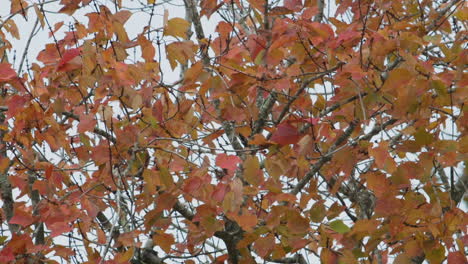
320 248 338 264
329 220 350 234
0 248 15 262
57 48 82 72
216 153 241 173
0 63 17 82
309 201 326 222
447 251 467 264
10 0 29 17
271 122 302 145
183 176 202 194
228 211 257 232
77 114 96 133
138 35 155 62
153 232 175 253
1 0 465 263
369 141 397 173
254 234 275 258
164 17 190 38
244 155 262 186
9 207 35 227
287 210 310 235
49 222 73 238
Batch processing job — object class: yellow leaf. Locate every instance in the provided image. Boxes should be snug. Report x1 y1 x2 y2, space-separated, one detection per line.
164 17 190 38
34 4 45 28
166 41 196 70
159 167 174 189
244 155 262 186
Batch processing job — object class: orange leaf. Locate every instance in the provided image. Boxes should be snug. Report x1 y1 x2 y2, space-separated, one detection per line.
228 211 257 232
10 0 29 17
368 142 397 173
253 234 275 258
138 35 155 62
287 210 309 235
166 41 196 70
115 247 134 263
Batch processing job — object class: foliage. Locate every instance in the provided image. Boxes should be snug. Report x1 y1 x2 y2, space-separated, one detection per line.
0 0 466 263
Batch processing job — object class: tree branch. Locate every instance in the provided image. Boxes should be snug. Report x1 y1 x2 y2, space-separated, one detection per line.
427 0 463 32
313 0 325 22
452 163 468 204
291 121 358 195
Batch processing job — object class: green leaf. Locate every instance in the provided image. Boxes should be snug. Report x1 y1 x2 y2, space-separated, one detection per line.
329 220 350 234
309 201 326 222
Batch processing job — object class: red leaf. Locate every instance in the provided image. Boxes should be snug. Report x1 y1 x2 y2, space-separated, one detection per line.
212 183 228 202
0 247 15 262
303 117 319 125
215 254 229 263
447 252 467 264
82 198 100 219
77 114 96 133
6 95 28 119
321 248 339 264
216 153 241 172
53 245 76 259
183 177 202 194
57 48 81 71
9 207 35 227
284 0 302 11
200 0 223 18
0 63 17 82
49 222 73 237
271 123 302 145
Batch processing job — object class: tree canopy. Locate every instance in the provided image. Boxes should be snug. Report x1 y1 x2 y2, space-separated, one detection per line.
0 0 466 263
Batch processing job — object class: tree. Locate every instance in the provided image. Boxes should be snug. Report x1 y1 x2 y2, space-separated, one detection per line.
0 0 466 263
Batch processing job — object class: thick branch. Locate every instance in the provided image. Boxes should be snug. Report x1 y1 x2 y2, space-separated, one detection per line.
252 92 277 135
0 35 18 234
268 254 307 264
183 0 210 65
452 164 468 204
313 0 325 22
